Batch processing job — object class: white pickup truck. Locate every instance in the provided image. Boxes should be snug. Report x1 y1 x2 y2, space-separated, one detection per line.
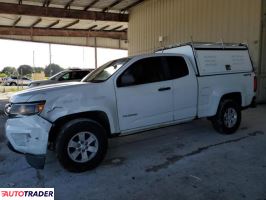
5 43 256 172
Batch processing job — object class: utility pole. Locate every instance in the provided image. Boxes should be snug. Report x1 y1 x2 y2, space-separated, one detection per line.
49 43 52 77
32 50 35 68
19 67 23 90
82 47 85 68
94 37 97 68
49 43 52 64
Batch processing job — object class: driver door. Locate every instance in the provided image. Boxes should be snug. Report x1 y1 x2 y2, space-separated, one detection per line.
115 56 174 131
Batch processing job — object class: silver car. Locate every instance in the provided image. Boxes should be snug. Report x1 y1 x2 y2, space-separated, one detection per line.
29 69 93 88
4 76 32 86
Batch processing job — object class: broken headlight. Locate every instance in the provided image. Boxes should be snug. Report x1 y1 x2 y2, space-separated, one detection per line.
5 101 45 116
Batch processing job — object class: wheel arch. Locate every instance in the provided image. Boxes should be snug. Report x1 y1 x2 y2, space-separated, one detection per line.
220 92 242 106
48 110 113 148
212 92 242 116
10 82 17 85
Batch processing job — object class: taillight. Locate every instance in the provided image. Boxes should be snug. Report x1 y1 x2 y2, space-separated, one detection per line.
254 76 257 92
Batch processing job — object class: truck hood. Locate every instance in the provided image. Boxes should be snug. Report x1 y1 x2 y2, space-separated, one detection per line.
10 82 88 103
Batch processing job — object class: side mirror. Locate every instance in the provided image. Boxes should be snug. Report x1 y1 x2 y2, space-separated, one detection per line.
119 74 135 87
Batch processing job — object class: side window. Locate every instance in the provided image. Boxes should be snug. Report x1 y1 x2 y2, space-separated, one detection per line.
165 56 189 79
117 57 165 87
66 71 89 80
71 71 90 79
69 71 79 80
59 72 70 81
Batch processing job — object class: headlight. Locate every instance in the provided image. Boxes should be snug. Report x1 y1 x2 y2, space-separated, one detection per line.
5 101 45 116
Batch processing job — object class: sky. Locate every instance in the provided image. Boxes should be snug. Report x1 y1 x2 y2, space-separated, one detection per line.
0 39 128 70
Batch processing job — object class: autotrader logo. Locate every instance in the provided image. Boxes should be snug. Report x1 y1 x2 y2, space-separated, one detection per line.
0 188 54 200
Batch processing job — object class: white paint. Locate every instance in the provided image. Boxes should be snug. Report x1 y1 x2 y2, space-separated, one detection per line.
115 79 173 131
5 47 256 164
172 57 198 120
196 50 253 75
5 115 52 155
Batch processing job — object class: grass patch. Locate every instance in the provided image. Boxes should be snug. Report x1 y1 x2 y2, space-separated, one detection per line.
0 86 26 93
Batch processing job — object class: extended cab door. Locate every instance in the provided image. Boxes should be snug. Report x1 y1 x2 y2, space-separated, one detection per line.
115 56 174 131
164 56 198 120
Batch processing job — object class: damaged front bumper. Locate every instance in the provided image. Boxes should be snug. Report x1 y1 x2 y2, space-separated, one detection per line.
5 115 52 169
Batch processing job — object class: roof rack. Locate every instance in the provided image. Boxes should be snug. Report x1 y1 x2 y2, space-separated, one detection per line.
156 41 248 52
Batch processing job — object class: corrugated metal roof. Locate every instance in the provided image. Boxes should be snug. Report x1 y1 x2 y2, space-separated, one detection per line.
0 0 145 48
0 0 142 12
0 13 128 30
0 0 134 31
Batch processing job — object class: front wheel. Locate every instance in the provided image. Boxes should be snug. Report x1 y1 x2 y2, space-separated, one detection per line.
56 119 108 172
10 82 17 86
211 99 241 134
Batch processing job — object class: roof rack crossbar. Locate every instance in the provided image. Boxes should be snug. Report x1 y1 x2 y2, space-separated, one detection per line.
156 41 248 52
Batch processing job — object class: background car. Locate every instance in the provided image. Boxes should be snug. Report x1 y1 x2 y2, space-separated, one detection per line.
3 76 32 86
29 69 93 88
0 77 5 84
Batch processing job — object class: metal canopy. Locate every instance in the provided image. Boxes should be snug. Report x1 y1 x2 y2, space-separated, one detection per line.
0 0 145 49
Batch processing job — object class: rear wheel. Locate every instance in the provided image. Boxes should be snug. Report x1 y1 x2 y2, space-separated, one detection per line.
56 119 108 172
10 82 17 86
211 99 241 134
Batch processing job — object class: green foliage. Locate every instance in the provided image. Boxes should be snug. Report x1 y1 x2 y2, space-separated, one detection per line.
18 65 33 76
44 63 63 77
0 73 6 78
1 66 17 76
32 67 44 73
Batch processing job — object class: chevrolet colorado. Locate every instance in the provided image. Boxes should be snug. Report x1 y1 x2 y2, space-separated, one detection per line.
5 43 256 172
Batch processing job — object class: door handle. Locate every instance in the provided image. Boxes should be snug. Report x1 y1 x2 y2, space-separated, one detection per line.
158 87 171 91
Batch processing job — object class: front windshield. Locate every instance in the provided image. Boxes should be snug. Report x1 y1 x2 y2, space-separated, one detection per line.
49 71 65 80
82 58 131 83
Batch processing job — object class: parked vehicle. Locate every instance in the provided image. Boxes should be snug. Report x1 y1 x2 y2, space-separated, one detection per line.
5 43 256 172
4 76 31 86
0 77 6 84
28 69 93 87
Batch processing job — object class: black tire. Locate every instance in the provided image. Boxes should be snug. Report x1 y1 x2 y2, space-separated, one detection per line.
211 99 241 134
56 118 108 172
10 82 17 86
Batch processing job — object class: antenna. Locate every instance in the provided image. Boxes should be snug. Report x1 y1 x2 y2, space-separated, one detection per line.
162 46 165 53
244 40 249 48
220 38 225 49
190 36 194 48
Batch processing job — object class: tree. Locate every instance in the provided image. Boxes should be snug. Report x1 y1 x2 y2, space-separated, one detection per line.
32 67 44 73
0 73 6 78
1 66 17 76
18 65 33 76
44 63 63 77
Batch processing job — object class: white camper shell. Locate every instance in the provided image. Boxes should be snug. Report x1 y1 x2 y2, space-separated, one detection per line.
156 43 253 76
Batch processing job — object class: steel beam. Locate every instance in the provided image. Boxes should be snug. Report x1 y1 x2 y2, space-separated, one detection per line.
121 0 145 12
0 2 128 22
84 0 99 11
0 26 127 40
102 0 123 12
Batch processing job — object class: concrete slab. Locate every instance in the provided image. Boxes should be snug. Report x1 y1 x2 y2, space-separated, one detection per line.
0 104 265 200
